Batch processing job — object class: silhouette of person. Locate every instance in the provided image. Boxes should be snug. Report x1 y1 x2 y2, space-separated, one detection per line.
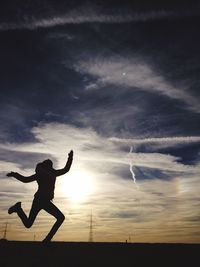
7 150 73 242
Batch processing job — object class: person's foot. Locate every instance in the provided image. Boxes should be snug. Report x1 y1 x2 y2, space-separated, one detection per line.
8 202 21 214
42 237 51 244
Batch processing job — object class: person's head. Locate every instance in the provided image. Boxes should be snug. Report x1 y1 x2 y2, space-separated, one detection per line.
42 159 53 169
35 159 53 174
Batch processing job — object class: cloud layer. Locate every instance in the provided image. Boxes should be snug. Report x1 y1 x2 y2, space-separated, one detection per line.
0 122 199 242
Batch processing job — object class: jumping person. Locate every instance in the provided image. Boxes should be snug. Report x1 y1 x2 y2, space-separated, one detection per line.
7 150 73 242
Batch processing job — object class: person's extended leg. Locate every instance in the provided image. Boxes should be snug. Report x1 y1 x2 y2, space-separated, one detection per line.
15 198 41 228
42 201 65 242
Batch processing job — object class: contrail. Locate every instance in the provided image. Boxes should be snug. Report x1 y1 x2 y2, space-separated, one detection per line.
129 146 136 183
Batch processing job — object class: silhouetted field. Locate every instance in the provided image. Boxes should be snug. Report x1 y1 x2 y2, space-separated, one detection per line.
0 241 199 267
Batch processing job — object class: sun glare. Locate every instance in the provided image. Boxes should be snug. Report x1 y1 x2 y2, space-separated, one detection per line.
61 170 95 202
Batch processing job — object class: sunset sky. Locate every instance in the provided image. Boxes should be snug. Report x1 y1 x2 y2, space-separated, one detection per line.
0 0 200 243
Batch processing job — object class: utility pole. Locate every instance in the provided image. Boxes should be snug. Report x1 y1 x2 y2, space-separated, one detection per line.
88 212 93 242
2 222 8 240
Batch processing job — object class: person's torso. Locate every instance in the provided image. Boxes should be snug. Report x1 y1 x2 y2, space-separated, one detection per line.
35 169 56 200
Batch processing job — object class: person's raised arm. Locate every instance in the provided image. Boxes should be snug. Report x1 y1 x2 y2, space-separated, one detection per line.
6 172 36 183
55 150 73 177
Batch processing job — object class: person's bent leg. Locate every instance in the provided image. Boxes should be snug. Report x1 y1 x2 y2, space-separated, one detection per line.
17 198 41 228
42 201 65 242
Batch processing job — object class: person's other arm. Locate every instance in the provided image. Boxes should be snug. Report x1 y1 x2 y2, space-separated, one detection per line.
6 172 36 183
55 150 73 177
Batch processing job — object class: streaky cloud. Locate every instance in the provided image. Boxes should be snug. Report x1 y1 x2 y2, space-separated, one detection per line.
0 123 199 176
74 56 200 113
110 136 200 146
0 5 198 31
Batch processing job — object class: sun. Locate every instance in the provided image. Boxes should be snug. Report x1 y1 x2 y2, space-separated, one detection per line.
61 170 95 202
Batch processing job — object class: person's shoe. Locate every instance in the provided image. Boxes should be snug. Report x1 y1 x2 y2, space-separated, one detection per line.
8 202 21 214
42 237 51 244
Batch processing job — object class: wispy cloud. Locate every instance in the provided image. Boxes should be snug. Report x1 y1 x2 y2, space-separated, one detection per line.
0 3 198 31
1 123 199 176
110 136 200 147
74 56 200 113
0 160 21 174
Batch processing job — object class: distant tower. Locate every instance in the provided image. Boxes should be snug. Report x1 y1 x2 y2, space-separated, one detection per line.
2 222 8 240
88 212 94 242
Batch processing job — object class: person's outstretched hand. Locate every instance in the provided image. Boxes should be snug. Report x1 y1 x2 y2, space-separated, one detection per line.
7 172 18 177
68 150 73 157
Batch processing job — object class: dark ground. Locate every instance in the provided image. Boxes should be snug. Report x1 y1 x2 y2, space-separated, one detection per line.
0 241 199 267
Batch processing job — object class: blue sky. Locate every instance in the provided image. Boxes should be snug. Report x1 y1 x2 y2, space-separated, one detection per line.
0 0 200 242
